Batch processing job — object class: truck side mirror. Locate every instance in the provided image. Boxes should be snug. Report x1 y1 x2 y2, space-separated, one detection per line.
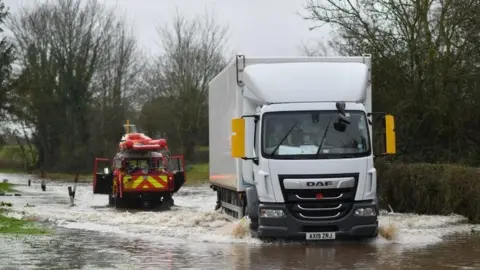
231 118 246 158
335 101 346 116
372 113 396 157
338 113 351 125
231 117 257 162
333 122 346 132
383 114 396 154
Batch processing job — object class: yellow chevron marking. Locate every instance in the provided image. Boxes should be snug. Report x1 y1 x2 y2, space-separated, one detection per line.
122 175 167 189
149 176 163 188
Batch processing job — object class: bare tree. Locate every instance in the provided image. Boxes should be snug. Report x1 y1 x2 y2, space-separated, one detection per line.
0 1 15 120
298 39 330 56
89 15 143 158
138 11 228 161
302 0 480 164
135 57 166 106
9 0 139 171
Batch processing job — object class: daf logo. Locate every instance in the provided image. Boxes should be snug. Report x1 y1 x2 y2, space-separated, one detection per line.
307 181 333 187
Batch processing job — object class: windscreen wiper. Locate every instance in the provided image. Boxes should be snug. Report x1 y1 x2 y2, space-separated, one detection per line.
315 116 333 159
269 121 298 156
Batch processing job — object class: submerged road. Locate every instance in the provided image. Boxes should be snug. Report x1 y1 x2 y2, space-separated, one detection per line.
1 172 480 270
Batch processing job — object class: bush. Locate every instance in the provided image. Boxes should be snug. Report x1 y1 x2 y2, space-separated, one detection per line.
0 144 36 171
377 160 480 222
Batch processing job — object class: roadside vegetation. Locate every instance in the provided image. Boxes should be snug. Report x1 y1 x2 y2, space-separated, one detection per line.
0 211 49 234
376 161 480 222
0 0 477 220
0 182 13 193
0 183 48 234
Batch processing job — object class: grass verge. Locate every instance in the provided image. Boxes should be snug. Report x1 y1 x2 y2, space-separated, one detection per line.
0 210 49 234
0 182 14 193
0 183 49 234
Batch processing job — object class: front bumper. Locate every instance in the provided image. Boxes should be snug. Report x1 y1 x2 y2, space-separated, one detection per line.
257 201 378 240
121 190 172 200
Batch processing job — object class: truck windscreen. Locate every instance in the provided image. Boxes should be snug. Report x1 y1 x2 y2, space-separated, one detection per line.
262 110 371 159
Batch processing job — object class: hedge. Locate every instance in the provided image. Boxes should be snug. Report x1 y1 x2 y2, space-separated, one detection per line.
377 160 480 222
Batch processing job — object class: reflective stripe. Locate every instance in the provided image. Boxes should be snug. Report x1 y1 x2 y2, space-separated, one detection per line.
122 175 168 190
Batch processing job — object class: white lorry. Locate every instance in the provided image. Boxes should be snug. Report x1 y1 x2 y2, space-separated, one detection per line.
208 54 396 240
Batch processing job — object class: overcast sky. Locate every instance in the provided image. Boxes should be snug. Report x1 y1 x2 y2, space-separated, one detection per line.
3 0 330 57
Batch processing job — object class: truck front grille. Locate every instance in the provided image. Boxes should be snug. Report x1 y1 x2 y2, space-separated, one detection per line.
279 173 359 221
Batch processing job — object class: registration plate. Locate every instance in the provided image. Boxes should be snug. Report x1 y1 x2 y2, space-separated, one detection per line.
306 232 336 240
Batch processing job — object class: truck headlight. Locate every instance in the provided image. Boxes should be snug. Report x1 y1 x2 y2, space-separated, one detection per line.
260 209 285 218
354 207 376 216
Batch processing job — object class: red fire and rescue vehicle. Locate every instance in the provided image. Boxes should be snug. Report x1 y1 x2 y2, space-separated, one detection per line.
92 121 186 210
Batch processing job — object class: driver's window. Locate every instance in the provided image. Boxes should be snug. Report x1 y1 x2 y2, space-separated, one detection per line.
125 159 149 172
139 160 148 170
354 114 369 151
357 115 368 139
265 119 290 148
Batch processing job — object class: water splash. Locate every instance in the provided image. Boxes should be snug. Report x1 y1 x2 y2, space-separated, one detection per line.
1 173 473 248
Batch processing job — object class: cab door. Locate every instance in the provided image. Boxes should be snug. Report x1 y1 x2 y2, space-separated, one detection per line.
93 158 113 194
168 155 186 193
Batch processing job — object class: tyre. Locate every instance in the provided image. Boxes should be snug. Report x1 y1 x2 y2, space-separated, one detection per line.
159 197 174 211
114 196 127 209
249 218 259 237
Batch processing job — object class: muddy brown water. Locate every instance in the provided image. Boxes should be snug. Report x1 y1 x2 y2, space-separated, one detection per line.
1 172 480 270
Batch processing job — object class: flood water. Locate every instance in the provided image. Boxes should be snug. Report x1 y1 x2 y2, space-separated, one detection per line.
1 172 480 270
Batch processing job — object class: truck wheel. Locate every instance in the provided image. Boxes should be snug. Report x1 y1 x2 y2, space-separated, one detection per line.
159 197 174 211
165 198 174 208
114 196 126 209
249 218 259 237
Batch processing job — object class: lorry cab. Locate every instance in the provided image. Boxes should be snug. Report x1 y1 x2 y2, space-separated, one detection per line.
257 102 374 204
232 101 393 239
